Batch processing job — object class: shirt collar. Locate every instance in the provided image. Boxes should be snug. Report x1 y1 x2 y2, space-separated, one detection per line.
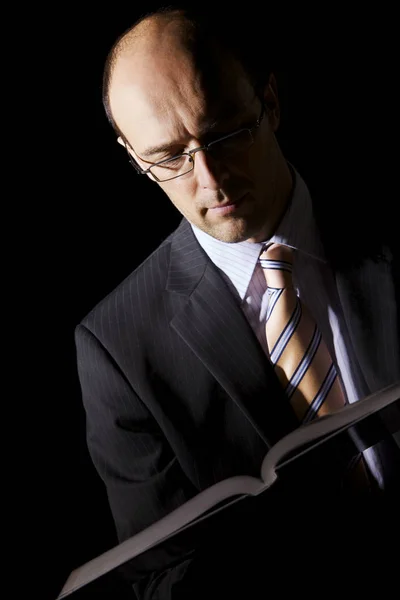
191 165 327 301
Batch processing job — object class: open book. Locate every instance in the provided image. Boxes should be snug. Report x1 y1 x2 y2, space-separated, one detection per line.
57 381 400 598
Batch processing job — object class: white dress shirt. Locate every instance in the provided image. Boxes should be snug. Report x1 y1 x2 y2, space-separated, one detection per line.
191 166 383 486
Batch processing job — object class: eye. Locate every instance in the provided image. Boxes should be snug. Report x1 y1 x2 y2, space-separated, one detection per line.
164 157 183 167
156 155 188 171
156 147 186 162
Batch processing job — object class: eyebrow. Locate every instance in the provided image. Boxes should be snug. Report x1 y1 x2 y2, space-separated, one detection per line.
140 141 190 159
139 107 247 159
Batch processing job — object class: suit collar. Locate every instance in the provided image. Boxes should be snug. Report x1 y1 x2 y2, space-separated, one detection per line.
166 217 298 448
166 217 209 296
270 165 327 263
165 199 399 447
186 165 327 303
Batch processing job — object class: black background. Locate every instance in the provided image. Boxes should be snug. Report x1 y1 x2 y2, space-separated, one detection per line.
23 5 397 599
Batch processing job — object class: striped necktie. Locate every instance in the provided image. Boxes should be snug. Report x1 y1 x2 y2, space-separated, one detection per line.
259 242 371 489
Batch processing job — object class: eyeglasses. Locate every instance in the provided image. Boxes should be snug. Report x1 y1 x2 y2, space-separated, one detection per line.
124 102 265 182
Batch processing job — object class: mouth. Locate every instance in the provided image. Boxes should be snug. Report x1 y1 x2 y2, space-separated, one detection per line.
207 193 248 216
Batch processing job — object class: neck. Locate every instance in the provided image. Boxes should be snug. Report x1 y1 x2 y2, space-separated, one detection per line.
250 158 294 243
272 159 295 233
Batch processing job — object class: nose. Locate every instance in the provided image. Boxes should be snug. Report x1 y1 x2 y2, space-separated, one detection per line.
192 148 230 189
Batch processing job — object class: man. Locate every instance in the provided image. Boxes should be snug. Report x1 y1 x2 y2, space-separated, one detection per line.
75 6 400 599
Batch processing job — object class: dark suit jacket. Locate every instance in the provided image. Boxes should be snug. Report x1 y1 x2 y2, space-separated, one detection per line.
75 215 400 599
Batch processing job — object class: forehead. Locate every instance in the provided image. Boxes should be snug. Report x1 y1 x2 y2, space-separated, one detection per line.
110 45 256 149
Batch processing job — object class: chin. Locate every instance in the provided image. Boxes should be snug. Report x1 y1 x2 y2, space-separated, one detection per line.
206 219 260 244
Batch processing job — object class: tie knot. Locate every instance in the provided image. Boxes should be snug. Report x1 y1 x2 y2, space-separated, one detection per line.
259 243 294 289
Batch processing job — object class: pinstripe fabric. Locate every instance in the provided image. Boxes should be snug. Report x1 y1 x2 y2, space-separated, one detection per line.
191 166 400 487
76 220 298 544
75 164 399 596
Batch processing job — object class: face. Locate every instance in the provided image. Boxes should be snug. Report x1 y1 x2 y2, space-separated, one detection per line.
110 32 291 243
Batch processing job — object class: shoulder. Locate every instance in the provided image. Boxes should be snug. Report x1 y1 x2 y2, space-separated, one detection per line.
79 229 176 334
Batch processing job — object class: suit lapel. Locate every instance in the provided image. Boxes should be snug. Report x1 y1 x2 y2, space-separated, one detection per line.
312 190 400 393
334 247 400 392
335 253 400 469
166 219 298 448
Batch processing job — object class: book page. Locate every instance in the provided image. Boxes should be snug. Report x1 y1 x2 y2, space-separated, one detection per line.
57 474 263 598
57 381 399 598
259 380 400 487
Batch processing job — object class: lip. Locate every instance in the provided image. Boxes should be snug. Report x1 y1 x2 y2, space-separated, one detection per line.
208 194 247 216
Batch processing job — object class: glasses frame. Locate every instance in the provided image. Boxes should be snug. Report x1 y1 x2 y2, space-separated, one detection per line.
123 100 265 182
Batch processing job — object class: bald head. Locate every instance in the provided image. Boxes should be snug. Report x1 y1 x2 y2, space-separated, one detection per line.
110 9 192 72
103 10 203 136
100 8 291 246
107 11 203 135
102 8 274 138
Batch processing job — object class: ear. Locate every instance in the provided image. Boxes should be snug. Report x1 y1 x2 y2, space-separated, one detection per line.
118 136 138 163
117 138 157 183
263 72 280 132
